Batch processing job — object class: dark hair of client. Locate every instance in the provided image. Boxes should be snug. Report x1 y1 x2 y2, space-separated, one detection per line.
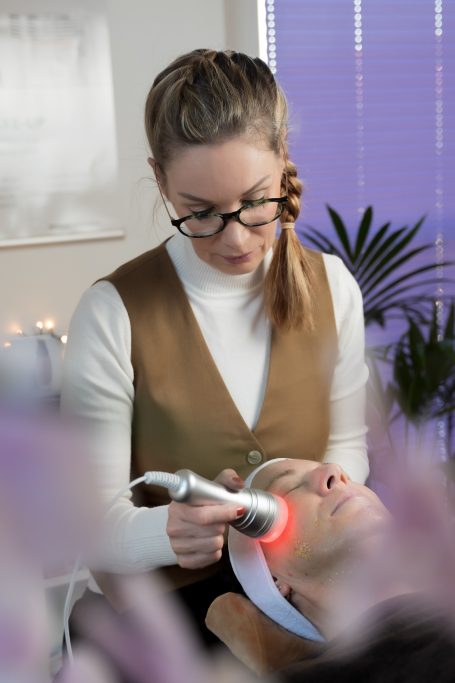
144 48 315 332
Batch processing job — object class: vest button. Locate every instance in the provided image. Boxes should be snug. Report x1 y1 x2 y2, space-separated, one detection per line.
246 450 263 465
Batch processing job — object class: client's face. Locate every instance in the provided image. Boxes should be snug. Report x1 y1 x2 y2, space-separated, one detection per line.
255 460 390 584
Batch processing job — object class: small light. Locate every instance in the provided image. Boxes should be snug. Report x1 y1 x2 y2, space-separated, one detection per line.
44 319 55 332
60 334 68 344
16 329 23 336
3 341 12 348
260 497 288 543
36 321 44 331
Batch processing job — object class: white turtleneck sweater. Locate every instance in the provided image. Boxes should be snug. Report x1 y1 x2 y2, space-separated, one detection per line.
61 233 369 572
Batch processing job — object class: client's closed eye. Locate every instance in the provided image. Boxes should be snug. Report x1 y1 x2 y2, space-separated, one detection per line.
283 477 309 497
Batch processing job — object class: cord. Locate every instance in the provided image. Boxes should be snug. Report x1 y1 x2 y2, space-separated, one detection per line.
63 471 182 666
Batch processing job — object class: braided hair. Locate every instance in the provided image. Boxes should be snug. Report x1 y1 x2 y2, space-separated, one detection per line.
145 49 314 331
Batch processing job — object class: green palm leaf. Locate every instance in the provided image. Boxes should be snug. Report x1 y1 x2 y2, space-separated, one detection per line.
326 205 354 261
391 304 455 426
429 303 439 345
357 218 426 287
353 206 373 260
365 282 448 310
364 264 453 308
445 301 455 340
355 226 407 282
362 247 437 297
303 227 346 261
365 293 452 328
303 206 454 332
355 221 391 271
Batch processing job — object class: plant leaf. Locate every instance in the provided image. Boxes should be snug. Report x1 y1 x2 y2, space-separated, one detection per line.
363 264 455 307
429 304 438 345
361 241 433 292
326 205 354 262
353 206 373 262
444 301 455 340
356 216 426 285
435 404 455 417
356 226 407 283
408 320 426 372
304 227 347 261
364 280 453 314
355 222 391 271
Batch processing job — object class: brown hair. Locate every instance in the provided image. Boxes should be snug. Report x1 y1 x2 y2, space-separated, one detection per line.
144 49 314 331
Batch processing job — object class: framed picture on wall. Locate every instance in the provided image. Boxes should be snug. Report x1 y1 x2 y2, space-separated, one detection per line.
0 0 123 247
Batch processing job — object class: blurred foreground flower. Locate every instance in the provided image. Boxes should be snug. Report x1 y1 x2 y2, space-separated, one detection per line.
331 456 455 647
57 572 257 683
0 411 102 682
0 411 101 574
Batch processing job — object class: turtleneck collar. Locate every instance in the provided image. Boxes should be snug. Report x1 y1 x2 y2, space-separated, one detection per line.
166 232 272 298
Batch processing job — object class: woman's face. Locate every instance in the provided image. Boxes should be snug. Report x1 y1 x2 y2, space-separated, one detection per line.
161 138 284 275
255 460 391 582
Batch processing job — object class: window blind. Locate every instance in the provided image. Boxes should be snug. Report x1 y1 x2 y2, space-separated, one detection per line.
266 0 454 269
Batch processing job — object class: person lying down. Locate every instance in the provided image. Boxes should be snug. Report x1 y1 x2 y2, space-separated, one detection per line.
227 458 455 681
229 458 390 641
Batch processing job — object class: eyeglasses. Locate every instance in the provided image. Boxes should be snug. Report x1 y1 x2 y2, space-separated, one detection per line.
160 193 288 239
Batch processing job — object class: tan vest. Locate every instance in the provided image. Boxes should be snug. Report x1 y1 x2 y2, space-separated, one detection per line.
95 240 338 602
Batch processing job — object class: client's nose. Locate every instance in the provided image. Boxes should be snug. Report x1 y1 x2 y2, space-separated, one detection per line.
314 463 349 496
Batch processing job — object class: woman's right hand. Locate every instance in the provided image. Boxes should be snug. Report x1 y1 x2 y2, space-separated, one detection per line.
166 469 244 569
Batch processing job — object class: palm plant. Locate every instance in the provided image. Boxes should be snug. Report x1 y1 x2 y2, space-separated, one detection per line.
366 302 455 463
392 302 455 455
304 206 453 328
305 205 455 466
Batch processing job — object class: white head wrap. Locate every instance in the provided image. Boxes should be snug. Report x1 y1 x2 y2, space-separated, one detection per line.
228 458 325 641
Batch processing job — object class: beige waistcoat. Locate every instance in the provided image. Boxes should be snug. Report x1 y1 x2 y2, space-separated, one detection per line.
95 240 338 603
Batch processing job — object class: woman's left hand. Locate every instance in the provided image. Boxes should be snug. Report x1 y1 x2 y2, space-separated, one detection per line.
166 469 244 569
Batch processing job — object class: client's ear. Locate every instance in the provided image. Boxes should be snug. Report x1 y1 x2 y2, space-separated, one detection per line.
206 592 324 675
273 576 292 601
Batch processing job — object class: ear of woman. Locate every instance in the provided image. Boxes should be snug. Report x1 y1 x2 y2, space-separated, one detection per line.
148 157 169 200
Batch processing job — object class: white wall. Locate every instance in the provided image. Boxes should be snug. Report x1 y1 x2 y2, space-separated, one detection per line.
0 0 261 342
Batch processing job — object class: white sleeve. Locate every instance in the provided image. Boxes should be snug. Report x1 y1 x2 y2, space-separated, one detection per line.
322 255 370 484
60 280 177 572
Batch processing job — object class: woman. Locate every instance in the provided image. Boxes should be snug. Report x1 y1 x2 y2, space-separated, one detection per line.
61 49 369 639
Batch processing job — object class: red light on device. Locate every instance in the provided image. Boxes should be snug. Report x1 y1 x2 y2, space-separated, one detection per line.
260 496 289 543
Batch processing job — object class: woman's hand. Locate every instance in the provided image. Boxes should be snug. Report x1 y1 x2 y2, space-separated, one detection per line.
166 469 244 569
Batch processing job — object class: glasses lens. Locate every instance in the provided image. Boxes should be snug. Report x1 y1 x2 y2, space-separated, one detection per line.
180 214 224 237
239 201 282 227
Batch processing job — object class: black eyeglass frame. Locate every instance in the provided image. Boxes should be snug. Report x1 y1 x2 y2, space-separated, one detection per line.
164 196 288 239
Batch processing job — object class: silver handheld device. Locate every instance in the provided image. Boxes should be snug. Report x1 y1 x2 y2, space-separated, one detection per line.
168 468 288 542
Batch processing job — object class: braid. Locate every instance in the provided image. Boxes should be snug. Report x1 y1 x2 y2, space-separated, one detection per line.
145 49 281 166
264 159 315 332
144 49 315 331
280 159 302 223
